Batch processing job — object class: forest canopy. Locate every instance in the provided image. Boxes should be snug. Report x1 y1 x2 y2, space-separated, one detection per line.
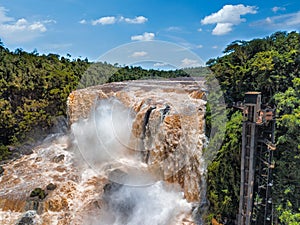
206 31 300 224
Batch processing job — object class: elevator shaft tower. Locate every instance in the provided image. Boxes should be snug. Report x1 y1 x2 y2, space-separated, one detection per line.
238 92 276 225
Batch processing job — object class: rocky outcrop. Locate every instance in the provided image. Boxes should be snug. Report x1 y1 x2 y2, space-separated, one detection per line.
16 210 39 225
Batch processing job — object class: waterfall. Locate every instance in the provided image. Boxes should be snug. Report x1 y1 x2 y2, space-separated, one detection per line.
0 79 208 225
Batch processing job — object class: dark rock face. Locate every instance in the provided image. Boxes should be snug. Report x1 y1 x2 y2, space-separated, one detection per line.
16 143 34 156
102 169 135 223
26 188 47 215
51 154 65 163
16 210 37 225
17 216 33 225
29 188 47 200
46 183 57 191
0 166 4 176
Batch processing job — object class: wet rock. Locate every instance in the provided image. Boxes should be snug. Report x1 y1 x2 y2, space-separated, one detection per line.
50 115 68 134
0 165 4 176
16 143 34 156
51 154 65 163
103 180 134 223
107 169 128 184
17 216 33 225
34 157 42 162
103 170 126 202
102 170 138 223
30 188 47 200
25 200 44 215
46 183 57 191
103 181 123 197
16 210 38 225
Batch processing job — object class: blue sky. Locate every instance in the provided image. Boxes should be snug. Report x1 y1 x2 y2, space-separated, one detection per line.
0 0 299 67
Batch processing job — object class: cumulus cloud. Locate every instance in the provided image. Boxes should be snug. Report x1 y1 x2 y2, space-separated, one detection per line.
272 6 286 13
0 6 53 44
212 23 233 35
181 58 202 68
131 51 148 57
82 15 148 25
122 16 148 24
131 32 155 41
196 44 203 49
92 16 117 25
201 4 257 35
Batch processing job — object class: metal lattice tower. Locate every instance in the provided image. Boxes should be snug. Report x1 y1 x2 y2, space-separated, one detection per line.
237 92 276 225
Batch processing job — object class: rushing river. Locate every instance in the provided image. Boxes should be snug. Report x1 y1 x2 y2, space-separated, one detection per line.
0 79 208 225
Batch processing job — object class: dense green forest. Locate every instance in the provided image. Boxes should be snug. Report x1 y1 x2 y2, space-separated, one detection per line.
0 31 299 224
206 31 300 224
0 44 89 160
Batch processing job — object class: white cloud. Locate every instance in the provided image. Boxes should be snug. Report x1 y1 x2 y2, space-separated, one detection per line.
42 19 56 24
196 44 203 49
154 62 168 67
252 11 300 28
272 6 286 13
79 19 87 24
265 17 272 23
131 51 148 57
82 15 148 25
201 4 257 35
123 16 148 24
212 23 233 35
181 58 202 68
92 16 117 25
131 32 155 41
0 7 53 44
286 11 300 26
197 28 202 32
0 7 13 23
1 18 47 33
166 26 182 32
29 22 47 32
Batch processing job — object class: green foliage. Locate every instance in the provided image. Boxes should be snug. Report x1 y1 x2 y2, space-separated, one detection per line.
277 200 300 225
208 31 300 103
206 31 300 221
78 64 208 89
0 144 11 161
273 77 300 212
207 111 242 219
0 46 89 151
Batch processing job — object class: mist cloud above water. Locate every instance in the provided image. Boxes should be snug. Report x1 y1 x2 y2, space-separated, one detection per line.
71 98 135 167
88 181 192 225
71 98 195 225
